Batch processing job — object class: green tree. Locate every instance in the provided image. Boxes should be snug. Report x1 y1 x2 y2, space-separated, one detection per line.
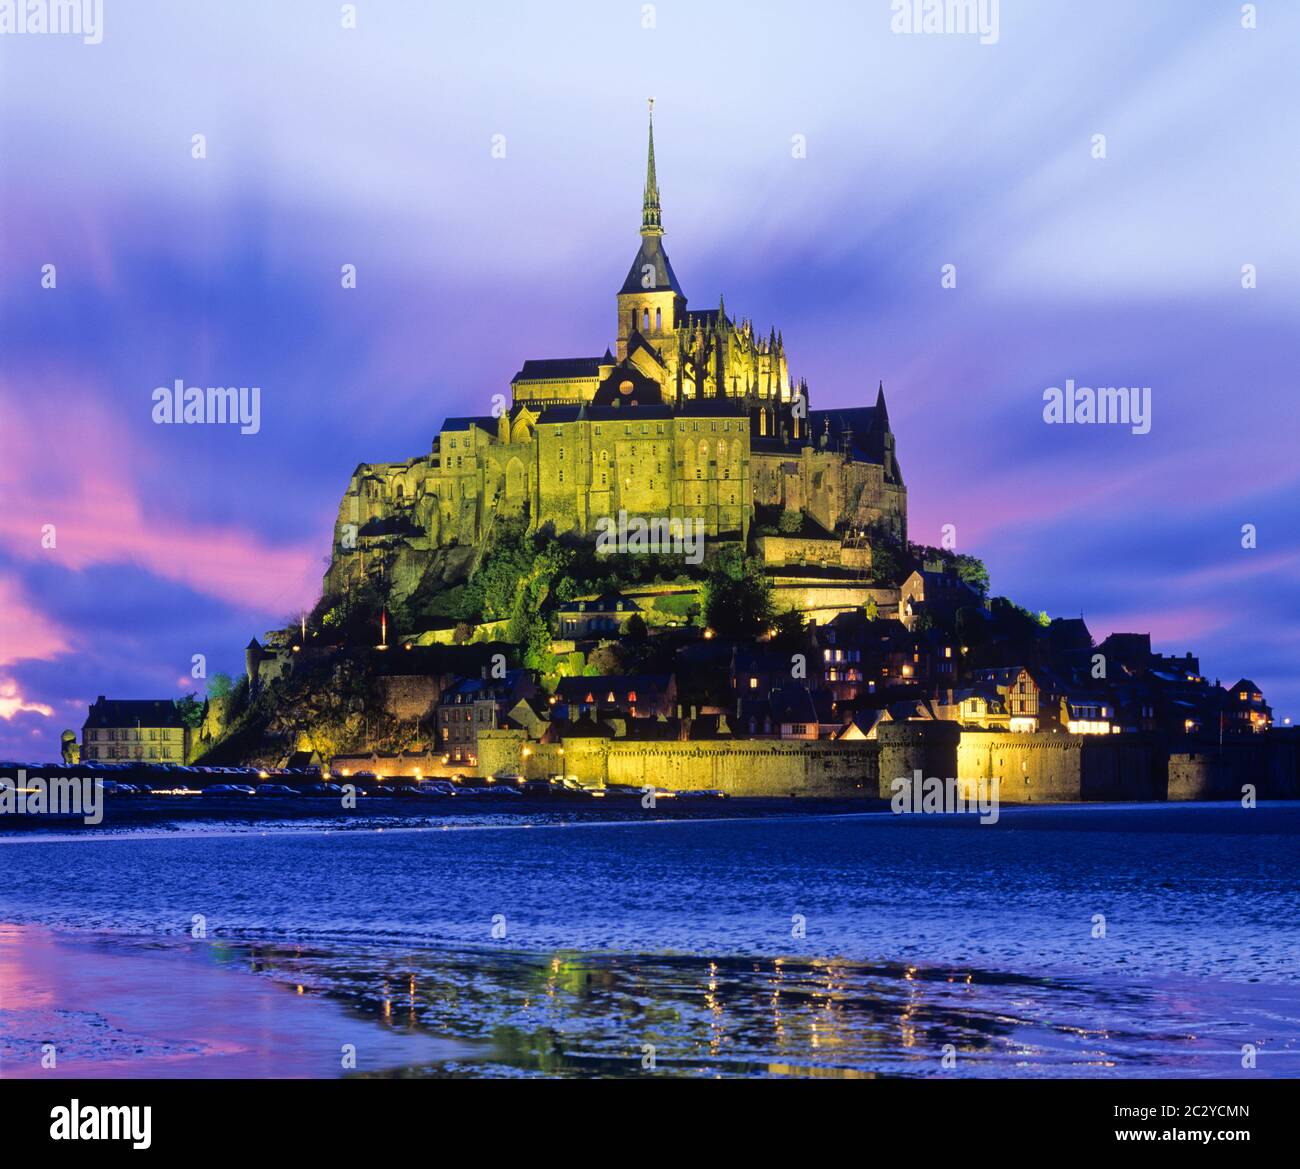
586 642 627 674
768 608 806 653
519 613 556 674
866 596 879 621
702 548 774 640
871 546 900 585
953 554 991 597
174 694 204 729
778 509 802 534
207 672 234 699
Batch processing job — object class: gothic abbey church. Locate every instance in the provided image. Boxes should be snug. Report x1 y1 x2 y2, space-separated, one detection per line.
326 108 907 600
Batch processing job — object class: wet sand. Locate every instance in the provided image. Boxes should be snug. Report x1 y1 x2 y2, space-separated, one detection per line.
0 923 464 1078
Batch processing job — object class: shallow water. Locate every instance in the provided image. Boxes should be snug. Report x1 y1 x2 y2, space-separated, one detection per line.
2 803 1298 1077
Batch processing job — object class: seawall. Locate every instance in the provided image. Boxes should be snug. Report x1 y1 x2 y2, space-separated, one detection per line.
476 722 1299 802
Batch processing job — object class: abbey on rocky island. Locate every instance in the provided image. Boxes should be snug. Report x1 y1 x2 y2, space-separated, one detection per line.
326 104 907 602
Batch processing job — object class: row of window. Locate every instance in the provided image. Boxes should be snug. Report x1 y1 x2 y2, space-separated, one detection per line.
89 746 182 760
85 728 181 742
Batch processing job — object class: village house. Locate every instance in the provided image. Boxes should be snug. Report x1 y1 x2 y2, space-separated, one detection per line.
554 674 677 721
436 670 537 766
81 697 189 764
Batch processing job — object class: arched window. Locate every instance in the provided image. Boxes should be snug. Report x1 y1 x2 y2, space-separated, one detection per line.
630 309 636 332
655 308 662 331
642 308 650 331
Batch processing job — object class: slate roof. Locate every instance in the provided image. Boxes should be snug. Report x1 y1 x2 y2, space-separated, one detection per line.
619 235 683 295
513 357 604 382
441 416 497 433
83 698 186 729
556 593 642 615
556 674 674 702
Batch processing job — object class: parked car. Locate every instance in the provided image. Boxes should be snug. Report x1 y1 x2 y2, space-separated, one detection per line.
256 784 301 797
418 781 457 797
302 782 343 796
204 784 256 796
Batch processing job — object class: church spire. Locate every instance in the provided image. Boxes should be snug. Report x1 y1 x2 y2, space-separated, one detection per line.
641 98 663 237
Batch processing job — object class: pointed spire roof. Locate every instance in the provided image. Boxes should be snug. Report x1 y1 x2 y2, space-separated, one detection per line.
619 100 682 297
641 98 663 237
872 380 891 428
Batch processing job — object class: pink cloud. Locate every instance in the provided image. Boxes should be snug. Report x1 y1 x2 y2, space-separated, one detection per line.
0 577 70 667
0 675 55 722
0 378 320 615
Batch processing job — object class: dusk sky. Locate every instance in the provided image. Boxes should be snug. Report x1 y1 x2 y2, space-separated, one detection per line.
1 0 1297 756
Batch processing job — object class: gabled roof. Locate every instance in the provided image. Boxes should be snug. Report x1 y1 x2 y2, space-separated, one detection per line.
84 698 186 729
441 416 497 434
954 683 1006 711
440 669 531 702
556 593 642 615
513 357 604 383
556 674 674 702
769 686 819 726
675 399 749 418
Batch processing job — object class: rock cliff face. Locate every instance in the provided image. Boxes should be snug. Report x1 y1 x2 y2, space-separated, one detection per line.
322 454 485 605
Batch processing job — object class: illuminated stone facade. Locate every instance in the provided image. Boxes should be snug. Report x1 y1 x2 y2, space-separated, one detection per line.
325 108 906 601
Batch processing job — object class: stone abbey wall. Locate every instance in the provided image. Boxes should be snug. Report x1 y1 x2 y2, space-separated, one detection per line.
324 407 908 603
